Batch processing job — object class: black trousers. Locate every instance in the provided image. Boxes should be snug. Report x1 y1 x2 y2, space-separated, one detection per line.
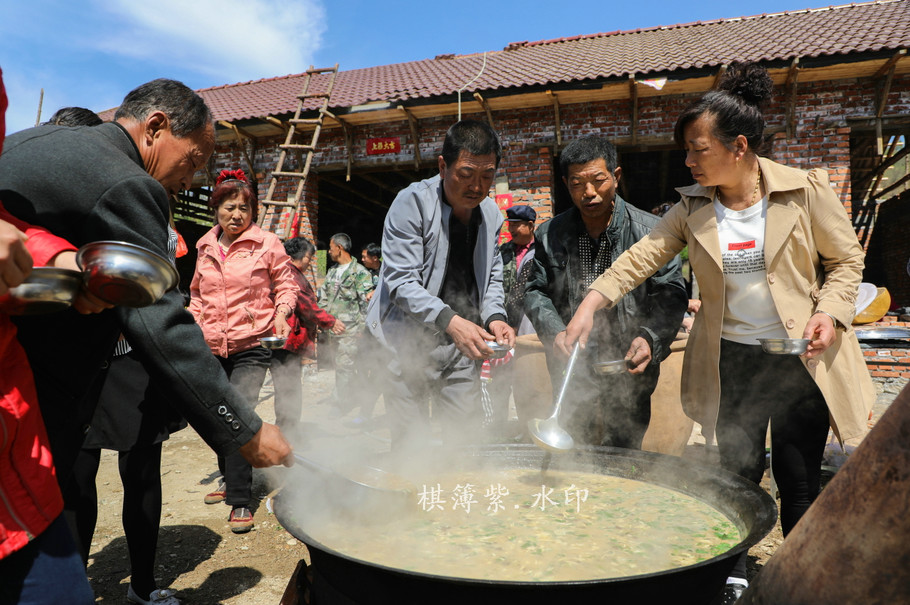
716 339 830 535
215 347 271 508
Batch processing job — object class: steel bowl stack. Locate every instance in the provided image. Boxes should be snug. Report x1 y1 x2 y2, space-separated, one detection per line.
0 267 83 315
76 241 178 307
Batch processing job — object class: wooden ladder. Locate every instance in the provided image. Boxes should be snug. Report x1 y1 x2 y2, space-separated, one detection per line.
258 64 339 239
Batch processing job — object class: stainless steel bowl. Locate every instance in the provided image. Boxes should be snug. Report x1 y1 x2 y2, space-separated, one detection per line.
76 241 178 308
259 336 287 349
486 342 511 359
758 338 810 355
0 267 83 315
593 359 631 375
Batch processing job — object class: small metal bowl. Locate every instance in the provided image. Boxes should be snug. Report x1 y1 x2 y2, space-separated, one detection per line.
758 338 811 355
259 336 287 349
0 267 83 315
593 359 631 375
486 342 511 359
77 241 178 308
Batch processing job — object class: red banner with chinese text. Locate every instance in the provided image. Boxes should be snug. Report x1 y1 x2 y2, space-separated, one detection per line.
366 137 401 155
495 193 513 244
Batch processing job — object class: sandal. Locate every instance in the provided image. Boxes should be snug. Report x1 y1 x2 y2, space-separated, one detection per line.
229 506 254 533
127 584 180 605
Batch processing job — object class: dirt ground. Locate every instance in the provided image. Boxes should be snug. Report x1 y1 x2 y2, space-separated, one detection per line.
84 365 905 604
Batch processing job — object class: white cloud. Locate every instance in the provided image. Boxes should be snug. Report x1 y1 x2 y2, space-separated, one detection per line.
93 0 326 83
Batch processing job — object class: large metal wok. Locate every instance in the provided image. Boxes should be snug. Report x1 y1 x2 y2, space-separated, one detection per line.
275 444 777 605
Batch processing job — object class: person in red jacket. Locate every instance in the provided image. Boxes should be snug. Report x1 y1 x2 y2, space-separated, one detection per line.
271 236 342 432
0 70 109 605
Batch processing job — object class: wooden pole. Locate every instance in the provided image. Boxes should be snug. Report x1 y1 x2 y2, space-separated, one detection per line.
35 88 44 126
740 382 910 604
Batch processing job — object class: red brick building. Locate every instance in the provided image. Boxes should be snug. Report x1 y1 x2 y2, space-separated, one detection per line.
169 0 909 325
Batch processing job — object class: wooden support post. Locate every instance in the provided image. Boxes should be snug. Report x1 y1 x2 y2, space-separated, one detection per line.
785 58 800 139
629 75 639 146
337 117 353 182
873 50 903 156
218 120 257 184
863 136 903 200
399 106 422 171
546 90 562 149
872 168 910 201
872 49 906 81
473 92 495 130
263 116 295 136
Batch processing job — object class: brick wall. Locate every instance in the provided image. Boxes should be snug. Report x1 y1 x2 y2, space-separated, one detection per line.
209 73 910 246
860 316 910 380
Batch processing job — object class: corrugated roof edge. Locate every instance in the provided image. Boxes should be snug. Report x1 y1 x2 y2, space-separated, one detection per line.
504 1 891 50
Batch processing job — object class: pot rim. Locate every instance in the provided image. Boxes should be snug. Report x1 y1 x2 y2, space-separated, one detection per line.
275 444 777 587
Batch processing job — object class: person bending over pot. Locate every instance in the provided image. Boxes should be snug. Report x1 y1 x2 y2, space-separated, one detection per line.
563 63 874 604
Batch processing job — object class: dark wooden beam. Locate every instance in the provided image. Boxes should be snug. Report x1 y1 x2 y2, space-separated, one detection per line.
334 116 353 182
398 106 422 171
857 143 910 193
873 49 907 80
629 75 639 145
785 58 801 139
321 177 389 210
845 115 910 131
871 170 910 201
314 193 352 217
357 173 404 195
217 120 257 181
473 92 495 130
547 90 562 148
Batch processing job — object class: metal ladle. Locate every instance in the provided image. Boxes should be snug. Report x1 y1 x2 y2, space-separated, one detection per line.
292 452 415 517
528 341 581 453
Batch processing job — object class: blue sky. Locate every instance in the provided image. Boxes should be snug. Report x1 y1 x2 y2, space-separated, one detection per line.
1 0 839 134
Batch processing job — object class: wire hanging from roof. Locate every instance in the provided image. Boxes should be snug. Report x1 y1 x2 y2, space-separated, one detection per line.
457 52 488 121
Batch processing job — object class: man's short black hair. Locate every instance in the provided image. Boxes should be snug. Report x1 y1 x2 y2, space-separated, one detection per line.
441 119 502 168
559 136 618 177
362 242 381 258
114 78 212 137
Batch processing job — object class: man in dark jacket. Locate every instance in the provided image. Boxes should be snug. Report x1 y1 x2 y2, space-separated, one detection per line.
524 136 687 448
0 79 292 487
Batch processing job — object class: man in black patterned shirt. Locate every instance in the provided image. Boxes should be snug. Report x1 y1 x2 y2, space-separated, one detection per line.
523 136 687 448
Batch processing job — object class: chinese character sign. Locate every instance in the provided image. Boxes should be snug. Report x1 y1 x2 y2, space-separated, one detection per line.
495 193 513 244
366 137 401 155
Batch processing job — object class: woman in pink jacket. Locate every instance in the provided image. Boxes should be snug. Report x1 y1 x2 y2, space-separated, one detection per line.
189 169 297 534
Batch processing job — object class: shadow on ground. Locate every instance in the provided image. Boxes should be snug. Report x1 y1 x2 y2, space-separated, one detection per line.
87 524 265 604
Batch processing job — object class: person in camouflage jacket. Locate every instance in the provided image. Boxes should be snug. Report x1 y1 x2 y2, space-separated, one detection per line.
318 233 374 412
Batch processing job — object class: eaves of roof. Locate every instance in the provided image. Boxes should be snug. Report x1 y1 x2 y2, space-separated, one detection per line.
196 0 910 125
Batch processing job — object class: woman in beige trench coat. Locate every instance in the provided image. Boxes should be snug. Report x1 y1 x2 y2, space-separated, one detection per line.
565 64 874 604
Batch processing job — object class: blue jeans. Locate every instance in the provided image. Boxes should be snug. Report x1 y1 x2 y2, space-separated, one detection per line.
0 515 94 605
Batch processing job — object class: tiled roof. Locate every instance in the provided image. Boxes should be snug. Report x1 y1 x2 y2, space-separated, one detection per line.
200 0 909 122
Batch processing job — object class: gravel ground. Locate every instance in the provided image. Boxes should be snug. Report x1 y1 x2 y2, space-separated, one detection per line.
84 364 907 604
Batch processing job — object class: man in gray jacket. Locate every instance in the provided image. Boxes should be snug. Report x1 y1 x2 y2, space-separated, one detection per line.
524 136 687 449
366 120 515 450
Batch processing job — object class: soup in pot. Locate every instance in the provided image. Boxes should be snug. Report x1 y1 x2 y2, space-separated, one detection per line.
300 468 741 582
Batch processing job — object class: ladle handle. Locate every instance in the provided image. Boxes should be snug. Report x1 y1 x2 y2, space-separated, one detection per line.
292 452 332 475
552 342 581 415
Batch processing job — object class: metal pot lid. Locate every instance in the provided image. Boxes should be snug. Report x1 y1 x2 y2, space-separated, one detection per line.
854 326 910 340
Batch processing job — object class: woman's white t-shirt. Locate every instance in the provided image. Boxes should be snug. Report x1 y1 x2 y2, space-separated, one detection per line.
714 196 788 344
